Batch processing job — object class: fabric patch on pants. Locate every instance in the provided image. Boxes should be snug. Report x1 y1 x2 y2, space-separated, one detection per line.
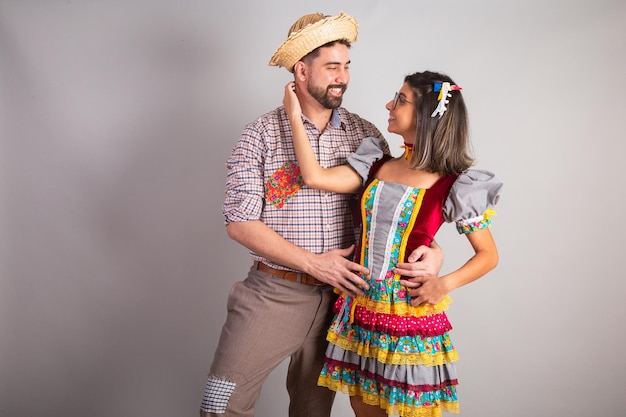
200 375 237 413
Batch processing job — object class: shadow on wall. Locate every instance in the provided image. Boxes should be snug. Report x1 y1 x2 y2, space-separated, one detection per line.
0 13 242 416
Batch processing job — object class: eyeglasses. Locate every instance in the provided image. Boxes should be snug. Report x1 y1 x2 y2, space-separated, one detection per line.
391 92 413 110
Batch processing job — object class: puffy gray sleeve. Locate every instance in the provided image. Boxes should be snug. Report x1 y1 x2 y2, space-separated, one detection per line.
443 169 503 234
346 136 387 185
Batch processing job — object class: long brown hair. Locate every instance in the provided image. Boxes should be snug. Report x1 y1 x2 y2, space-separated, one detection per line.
405 71 474 175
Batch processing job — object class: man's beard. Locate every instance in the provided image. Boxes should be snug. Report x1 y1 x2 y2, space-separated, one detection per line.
307 83 347 109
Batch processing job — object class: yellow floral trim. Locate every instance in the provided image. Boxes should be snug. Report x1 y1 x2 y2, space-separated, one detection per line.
318 377 460 416
326 332 459 366
397 188 426 272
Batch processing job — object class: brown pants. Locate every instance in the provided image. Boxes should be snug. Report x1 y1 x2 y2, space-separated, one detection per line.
200 266 337 417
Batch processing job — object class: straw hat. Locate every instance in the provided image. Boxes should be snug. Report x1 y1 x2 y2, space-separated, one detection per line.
269 12 359 73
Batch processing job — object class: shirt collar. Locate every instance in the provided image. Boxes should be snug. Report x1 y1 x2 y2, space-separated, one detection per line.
301 108 344 130
329 108 342 128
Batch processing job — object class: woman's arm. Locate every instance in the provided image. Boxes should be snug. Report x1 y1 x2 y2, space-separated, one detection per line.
283 82 362 193
405 228 498 305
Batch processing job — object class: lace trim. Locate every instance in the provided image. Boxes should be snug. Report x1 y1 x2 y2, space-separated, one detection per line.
349 294 453 317
455 208 496 234
323 358 458 392
318 376 460 416
326 332 459 366
385 399 460 417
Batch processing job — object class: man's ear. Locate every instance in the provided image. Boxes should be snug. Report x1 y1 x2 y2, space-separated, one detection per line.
293 61 307 81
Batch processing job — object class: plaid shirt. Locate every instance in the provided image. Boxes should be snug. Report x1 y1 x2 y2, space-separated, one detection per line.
223 105 387 271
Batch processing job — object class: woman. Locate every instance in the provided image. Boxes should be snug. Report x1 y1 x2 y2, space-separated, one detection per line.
283 70 503 417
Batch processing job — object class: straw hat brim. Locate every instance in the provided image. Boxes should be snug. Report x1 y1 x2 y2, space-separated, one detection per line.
269 12 358 72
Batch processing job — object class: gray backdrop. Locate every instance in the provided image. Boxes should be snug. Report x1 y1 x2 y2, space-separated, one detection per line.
1 1 625 416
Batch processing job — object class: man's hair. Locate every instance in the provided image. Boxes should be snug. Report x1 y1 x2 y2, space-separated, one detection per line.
300 39 352 66
405 71 474 175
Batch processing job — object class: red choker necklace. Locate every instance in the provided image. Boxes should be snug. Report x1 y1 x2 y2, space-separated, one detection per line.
401 142 413 159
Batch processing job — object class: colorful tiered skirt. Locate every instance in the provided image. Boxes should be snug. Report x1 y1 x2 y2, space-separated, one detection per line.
318 280 460 417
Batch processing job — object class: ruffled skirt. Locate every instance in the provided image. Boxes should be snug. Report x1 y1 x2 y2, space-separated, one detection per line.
318 279 459 417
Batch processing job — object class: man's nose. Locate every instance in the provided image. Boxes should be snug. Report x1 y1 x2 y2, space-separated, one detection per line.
335 68 349 84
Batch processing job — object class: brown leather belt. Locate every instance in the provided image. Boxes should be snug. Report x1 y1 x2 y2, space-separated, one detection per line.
253 261 325 286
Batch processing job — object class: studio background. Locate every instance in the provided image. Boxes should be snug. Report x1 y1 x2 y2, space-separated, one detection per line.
1 1 624 416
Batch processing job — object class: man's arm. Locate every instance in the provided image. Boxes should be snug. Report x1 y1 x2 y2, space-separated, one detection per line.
227 220 370 295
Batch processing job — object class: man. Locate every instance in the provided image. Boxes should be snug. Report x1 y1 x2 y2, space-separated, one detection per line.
200 12 443 417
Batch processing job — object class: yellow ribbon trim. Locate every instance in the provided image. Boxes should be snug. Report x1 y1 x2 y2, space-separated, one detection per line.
400 143 414 159
483 208 497 220
349 297 358 323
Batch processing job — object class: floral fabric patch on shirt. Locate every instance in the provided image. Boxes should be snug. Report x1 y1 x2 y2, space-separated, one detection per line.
265 161 303 209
